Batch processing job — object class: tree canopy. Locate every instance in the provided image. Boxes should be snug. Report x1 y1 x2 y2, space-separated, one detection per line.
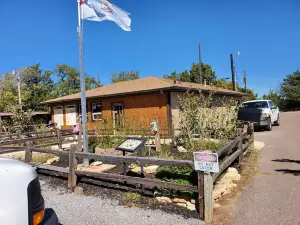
111 71 139 83
280 70 300 109
0 64 102 112
163 62 217 84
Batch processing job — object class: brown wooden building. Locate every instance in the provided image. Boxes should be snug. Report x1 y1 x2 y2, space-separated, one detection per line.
42 77 246 132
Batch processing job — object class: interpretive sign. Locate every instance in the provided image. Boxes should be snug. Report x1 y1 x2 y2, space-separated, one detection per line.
115 137 147 153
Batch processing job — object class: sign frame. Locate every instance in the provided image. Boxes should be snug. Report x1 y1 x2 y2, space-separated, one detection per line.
115 137 147 153
193 152 219 173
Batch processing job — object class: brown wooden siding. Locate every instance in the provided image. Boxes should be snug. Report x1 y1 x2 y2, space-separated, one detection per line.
50 92 169 131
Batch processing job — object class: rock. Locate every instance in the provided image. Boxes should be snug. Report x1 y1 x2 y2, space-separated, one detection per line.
254 141 265 151
186 202 196 211
173 195 191 204
225 167 240 181
91 161 103 166
153 191 162 197
191 199 196 204
213 185 227 200
45 156 59 165
214 203 221 209
223 188 231 195
144 165 159 174
176 202 187 208
173 198 188 204
177 146 187 153
74 187 84 195
155 196 172 204
131 165 159 174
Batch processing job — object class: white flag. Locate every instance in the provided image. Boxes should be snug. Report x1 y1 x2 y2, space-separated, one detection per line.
80 0 131 31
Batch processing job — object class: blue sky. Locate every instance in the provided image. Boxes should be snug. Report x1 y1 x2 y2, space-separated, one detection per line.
1 0 299 96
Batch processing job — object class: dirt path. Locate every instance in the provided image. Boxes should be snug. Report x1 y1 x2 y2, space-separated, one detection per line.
231 111 300 225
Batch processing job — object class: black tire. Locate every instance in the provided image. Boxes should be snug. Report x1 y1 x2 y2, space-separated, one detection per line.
266 118 272 131
274 114 280 126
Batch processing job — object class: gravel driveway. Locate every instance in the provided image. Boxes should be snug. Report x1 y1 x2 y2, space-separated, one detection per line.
40 178 201 225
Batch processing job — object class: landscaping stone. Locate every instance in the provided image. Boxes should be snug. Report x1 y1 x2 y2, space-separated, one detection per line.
155 196 172 204
213 167 240 200
74 187 84 196
176 203 187 208
186 202 196 211
191 199 196 204
131 165 159 174
45 156 60 165
173 198 188 204
90 161 103 166
214 203 221 209
254 140 265 151
144 165 159 174
177 146 187 153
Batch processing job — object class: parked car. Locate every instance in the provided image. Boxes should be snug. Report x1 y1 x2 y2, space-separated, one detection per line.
238 100 280 131
0 157 59 225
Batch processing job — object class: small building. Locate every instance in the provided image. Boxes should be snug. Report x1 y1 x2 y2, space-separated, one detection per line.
41 77 245 133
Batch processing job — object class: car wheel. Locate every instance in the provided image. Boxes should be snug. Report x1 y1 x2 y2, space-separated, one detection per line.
274 114 280 126
266 118 272 131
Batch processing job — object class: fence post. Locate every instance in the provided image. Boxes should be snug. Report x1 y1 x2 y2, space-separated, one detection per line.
17 129 21 146
25 141 33 163
154 131 161 152
250 123 254 143
68 144 77 189
204 172 213 223
197 173 205 219
57 129 62 149
237 128 243 163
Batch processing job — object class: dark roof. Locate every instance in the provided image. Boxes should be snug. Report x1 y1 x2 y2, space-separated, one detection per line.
42 76 246 104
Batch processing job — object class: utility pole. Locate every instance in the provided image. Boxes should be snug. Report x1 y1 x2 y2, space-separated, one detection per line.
230 54 236 91
243 70 247 91
13 70 22 109
198 42 202 84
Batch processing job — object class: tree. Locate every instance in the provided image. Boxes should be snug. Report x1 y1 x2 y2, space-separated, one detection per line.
19 64 55 110
164 63 217 84
111 71 139 83
190 63 217 84
263 90 281 107
52 64 101 97
0 73 19 111
280 70 300 110
215 78 233 90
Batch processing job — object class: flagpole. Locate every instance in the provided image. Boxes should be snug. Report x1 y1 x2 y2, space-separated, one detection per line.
77 0 89 166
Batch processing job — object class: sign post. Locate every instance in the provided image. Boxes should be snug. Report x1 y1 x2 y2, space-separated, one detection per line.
115 137 147 193
193 152 219 222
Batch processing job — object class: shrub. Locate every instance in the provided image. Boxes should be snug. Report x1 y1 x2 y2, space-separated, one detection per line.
155 166 197 197
177 90 239 147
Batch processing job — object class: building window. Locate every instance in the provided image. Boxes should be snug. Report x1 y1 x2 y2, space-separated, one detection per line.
79 104 88 120
92 102 102 120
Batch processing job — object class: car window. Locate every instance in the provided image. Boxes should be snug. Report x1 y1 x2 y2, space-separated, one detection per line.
242 101 269 108
269 101 275 107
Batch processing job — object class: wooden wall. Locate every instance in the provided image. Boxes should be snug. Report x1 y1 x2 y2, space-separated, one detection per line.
50 92 169 131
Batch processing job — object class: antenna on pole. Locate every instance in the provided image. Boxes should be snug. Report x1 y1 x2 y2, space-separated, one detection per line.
243 70 247 92
198 42 202 84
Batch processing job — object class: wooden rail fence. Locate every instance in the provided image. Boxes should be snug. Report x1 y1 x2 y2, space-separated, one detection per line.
0 123 254 223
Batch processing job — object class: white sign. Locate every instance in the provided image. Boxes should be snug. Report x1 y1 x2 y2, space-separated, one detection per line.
53 107 64 126
65 105 76 125
193 152 219 173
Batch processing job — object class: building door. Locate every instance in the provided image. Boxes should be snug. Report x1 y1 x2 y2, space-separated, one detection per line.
65 105 76 126
53 106 64 127
112 103 124 132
